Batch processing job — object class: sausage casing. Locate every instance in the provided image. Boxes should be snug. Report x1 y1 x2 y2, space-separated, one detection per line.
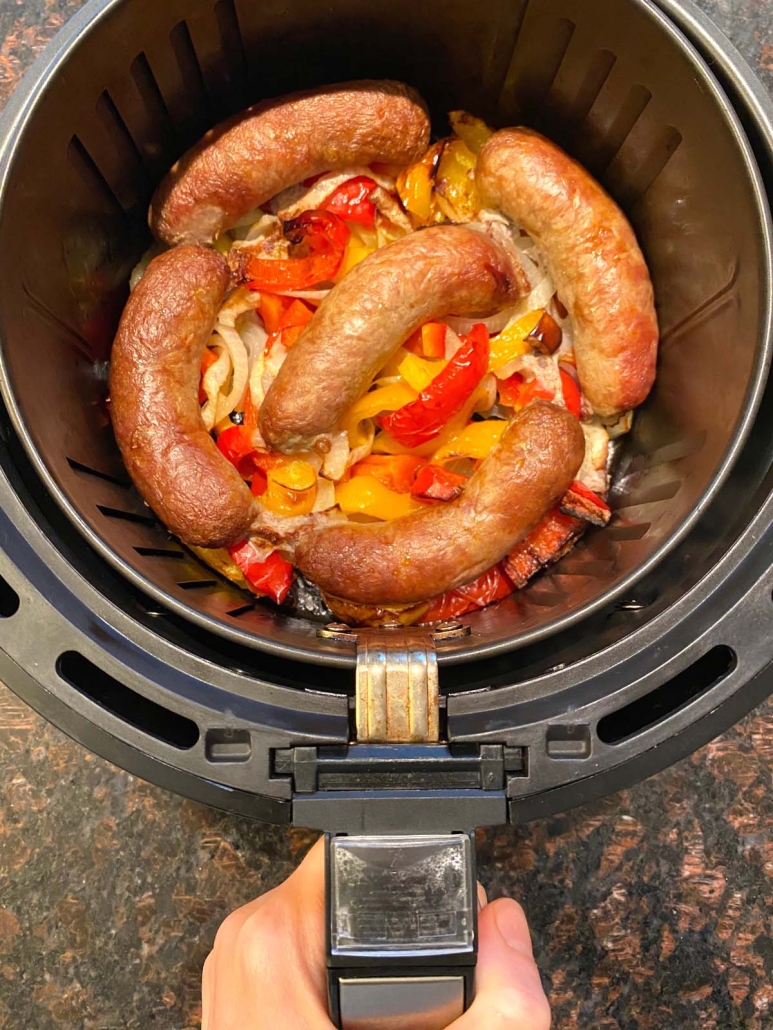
151 80 430 246
295 401 585 605
259 224 527 452
110 245 257 548
476 128 658 418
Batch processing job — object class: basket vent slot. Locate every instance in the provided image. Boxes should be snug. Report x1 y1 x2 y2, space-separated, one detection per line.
57 651 199 749
67 457 130 488
0 575 20 618
177 579 219 590
597 645 736 745
134 547 187 560
67 136 126 217
96 505 157 527
169 20 208 105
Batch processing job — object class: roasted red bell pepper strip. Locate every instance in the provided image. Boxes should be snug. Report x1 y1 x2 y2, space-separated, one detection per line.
248 452 286 496
503 509 584 588
560 481 611 526
322 175 378 227
244 210 350 292
404 322 447 359
422 565 514 622
379 324 490 447
227 541 294 604
258 293 290 333
217 425 256 478
498 373 555 410
560 368 582 419
410 464 467 502
351 454 426 494
276 298 315 349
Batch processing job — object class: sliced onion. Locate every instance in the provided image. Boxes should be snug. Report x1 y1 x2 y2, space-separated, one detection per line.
217 288 262 327
212 324 249 422
312 477 337 512
238 314 269 370
274 288 332 303
262 341 287 397
346 420 376 467
274 166 396 220
201 341 230 430
444 326 464 359
322 430 350 481
444 308 516 338
248 350 266 409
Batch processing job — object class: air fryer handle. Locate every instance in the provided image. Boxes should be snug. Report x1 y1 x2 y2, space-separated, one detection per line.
325 832 477 1030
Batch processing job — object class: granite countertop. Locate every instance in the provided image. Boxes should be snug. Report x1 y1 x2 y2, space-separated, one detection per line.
2 1 773 1027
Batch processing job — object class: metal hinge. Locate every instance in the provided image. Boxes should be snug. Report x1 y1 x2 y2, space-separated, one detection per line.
317 620 471 744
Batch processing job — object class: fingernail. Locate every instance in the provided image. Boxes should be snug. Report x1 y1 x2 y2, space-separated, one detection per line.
493 899 532 955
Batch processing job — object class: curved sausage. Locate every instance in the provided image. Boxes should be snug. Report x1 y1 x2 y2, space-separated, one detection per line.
151 80 430 246
476 128 658 418
110 245 257 549
259 225 527 452
295 401 585 605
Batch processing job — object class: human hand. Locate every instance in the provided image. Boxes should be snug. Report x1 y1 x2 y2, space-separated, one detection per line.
202 838 550 1029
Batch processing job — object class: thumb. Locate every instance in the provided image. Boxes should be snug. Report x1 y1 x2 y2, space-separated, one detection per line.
449 898 551 1029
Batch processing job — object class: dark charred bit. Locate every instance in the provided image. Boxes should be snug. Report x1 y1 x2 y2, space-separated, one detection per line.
560 483 612 527
528 311 563 355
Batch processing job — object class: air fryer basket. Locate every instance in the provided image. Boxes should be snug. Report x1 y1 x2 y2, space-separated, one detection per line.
0 0 768 666
0 0 773 825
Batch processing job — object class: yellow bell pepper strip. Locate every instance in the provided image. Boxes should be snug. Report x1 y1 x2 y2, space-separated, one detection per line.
249 451 287 497
342 381 418 441
226 540 294 604
488 310 543 373
404 321 447 359
260 459 318 516
395 141 445 226
434 138 481 223
448 111 494 155
379 324 490 448
336 222 379 280
410 464 468 503
351 454 426 494
422 565 513 623
431 420 507 463
321 175 378 227
335 477 422 520
397 351 447 392
241 210 350 292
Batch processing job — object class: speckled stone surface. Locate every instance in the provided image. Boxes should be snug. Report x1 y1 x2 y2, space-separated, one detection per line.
2 2 773 1028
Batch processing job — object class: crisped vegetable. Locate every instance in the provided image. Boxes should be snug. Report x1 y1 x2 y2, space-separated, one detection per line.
503 510 584 588
434 138 481 223
395 141 444 226
560 481 611 526
237 210 350 291
335 477 422 520
497 374 555 411
528 311 563 355
448 110 494 155
324 594 430 629
227 541 294 604
379 324 489 447
410 464 467 502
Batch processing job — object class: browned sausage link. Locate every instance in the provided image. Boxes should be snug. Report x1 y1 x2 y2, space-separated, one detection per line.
150 80 431 246
109 246 257 549
259 225 527 452
295 402 585 605
476 128 658 418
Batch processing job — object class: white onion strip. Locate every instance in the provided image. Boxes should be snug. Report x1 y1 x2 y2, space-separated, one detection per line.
212 324 249 423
